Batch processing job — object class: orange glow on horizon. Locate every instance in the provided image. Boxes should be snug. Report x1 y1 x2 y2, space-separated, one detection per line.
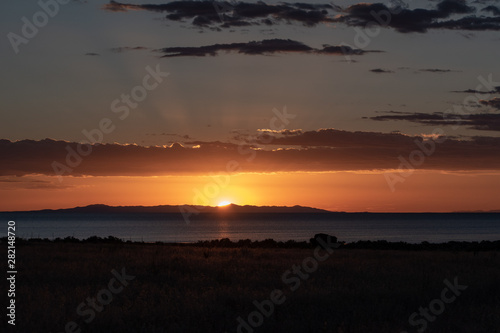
1 171 499 212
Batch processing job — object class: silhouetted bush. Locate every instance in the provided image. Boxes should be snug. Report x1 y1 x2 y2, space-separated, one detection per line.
310 233 338 248
2 236 500 251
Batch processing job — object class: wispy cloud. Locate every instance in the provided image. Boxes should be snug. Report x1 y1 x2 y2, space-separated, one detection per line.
451 87 500 94
0 176 74 190
111 46 149 53
369 110 500 131
418 69 460 73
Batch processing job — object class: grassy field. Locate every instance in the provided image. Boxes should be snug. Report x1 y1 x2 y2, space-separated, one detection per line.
3 241 500 333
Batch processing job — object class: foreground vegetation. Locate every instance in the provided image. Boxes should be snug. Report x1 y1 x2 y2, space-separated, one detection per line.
2 237 500 332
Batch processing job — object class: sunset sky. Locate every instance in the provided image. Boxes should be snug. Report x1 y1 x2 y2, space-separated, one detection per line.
1 0 500 212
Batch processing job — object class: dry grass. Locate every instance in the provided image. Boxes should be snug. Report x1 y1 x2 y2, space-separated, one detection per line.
4 242 500 333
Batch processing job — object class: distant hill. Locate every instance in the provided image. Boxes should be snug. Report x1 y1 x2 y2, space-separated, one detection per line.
2 204 500 214
2 203 333 214
453 209 500 213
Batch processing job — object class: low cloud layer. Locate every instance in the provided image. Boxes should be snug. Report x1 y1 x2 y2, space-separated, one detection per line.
2 129 500 178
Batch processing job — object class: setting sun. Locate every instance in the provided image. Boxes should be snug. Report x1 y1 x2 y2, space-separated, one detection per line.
217 200 232 207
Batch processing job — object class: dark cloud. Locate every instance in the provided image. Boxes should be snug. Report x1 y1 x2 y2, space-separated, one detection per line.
103 1 171 12
156 38 373 57
451 86 500 94
236 128 420 148
370 68 394 73
335 0 500 33
472 0 500 4
369 110 500 131
103 0 335 28
2 132 500 178
482 5 500 15
146 133 193 140
85 52 100 56
102 0 500 32
418 68 459 73
157 39 312 57
111 46 149 53
316 44 382 55
362 67 458 74
430 15 500 30
480 97 500 109
336 0 474 33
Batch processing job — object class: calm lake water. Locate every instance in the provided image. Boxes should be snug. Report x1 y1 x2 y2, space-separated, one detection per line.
1 212 499 243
